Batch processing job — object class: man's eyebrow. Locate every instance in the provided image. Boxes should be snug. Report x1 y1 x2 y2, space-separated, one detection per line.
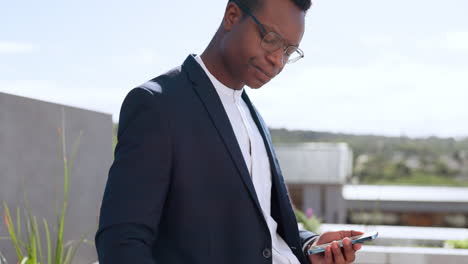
262 23 299 47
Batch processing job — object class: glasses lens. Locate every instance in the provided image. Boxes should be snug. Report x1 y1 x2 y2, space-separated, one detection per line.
285 47 304 64
261 32 283 52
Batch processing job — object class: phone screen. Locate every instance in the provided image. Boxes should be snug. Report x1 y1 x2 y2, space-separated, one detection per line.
307 231 378 255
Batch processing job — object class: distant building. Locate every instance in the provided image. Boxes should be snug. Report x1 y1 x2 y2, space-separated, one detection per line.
275 142 353 223
405 155 422 170
344 185 468 228
275 142 468 228
440 154 461 172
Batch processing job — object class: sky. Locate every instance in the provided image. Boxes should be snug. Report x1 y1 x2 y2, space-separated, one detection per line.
1 0 468 138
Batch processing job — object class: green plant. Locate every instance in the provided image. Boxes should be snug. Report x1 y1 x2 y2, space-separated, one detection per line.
0 250 7 264
445 239 468 249
294 208 322 234
1 121 91 264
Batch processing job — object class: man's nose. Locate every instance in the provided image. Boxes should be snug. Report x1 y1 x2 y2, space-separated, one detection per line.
266 48 284 74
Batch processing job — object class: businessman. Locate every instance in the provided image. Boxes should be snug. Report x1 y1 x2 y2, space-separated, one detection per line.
95 0 363 263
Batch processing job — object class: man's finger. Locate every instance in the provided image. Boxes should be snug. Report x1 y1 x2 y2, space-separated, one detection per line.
325 246 333 264
331 241 346 264
351 230 365 237
339 230 364 238
342 238 356 263
353 243 362 251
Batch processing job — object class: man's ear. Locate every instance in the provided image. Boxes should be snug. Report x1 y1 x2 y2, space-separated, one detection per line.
223 2 243 32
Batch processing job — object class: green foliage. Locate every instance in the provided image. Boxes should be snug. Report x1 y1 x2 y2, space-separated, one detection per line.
270 128 468 159
1 127 91 264
112 123 118 154
271 128 468 186
364 173 468 186
294 208 321 234
445 239 468 249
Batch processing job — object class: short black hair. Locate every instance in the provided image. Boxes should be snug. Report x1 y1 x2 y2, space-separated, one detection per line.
229 0 312 13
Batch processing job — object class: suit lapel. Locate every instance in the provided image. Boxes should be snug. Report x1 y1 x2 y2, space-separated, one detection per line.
242 92 305 259
182 55 265 221
241 91 289 204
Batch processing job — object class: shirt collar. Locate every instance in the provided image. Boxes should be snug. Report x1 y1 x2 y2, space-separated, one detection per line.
194 55 244 102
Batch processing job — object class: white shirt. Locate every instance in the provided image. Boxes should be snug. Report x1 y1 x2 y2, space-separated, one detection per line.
195 56 301 264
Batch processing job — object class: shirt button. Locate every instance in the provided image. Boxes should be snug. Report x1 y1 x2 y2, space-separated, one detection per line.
262 248 272 258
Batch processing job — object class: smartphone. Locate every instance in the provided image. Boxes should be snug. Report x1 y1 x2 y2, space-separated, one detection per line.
307 231 378 255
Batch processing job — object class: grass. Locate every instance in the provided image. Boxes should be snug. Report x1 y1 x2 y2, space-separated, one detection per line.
364 173 468 187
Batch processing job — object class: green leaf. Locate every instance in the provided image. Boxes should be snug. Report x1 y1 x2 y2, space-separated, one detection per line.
0 250 8 264
55 123 70 264
62 244 74 264
33 216 43 262
28 225 37 264
25 215 33 255
43 219 51 264
67 226 96 264
3 201 24 259
17 207 22 241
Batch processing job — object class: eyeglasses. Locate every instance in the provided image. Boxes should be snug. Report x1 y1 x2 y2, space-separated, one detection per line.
231 0 305 64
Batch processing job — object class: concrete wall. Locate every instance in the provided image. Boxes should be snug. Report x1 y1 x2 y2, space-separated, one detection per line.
276 143 353 184
0 92 113 264
276 143 352 223
300 184 346 223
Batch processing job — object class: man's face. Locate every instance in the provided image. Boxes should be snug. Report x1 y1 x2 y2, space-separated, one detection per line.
222 0 306 89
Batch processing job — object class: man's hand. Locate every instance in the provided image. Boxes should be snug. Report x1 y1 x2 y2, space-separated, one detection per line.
307 230 363 264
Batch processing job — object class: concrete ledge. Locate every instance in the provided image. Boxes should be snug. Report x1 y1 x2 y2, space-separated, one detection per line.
320 223 468 242
357 246 468 264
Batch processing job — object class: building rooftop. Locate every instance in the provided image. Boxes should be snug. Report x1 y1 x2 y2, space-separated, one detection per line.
275 143 353 184
320 223 468 241
343 185 468 203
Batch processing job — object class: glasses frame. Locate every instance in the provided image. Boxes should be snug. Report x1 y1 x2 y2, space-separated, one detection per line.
231 0 305 64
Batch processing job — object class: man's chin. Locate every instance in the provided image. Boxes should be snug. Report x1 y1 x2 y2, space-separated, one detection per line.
247 84 262 89
246 79 269 89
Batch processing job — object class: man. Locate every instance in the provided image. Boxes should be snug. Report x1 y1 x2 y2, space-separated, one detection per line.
95 0 363 263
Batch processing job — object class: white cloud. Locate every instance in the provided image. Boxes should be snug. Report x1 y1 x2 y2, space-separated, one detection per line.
0 80 58 93
415 32 468 55
0 80 121 121
0 42 36 54
443 32 468 51
248 54 468 138
361 35 394 47
110 48 160 66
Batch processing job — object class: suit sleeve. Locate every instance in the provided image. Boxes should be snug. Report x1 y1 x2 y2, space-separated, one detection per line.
95 88 172 264
299 229 319 255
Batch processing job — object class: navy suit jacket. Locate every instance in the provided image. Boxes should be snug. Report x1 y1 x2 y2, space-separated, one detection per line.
95 54 318 264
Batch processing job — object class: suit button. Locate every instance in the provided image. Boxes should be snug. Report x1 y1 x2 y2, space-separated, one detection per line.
262 248 272 258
